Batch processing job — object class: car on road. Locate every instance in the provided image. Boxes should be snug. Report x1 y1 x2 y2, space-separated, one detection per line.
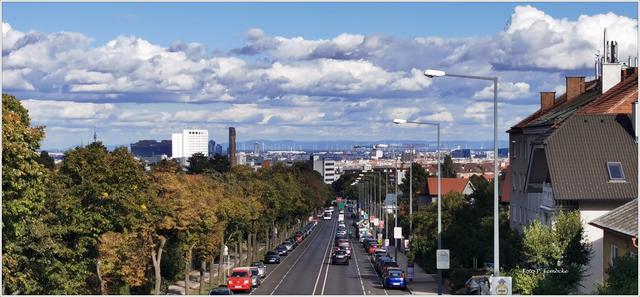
209 285 234 295
275 245 288 256
295 233 303 243
375 255 393 272
372 249 388 262
323 211 332 220
264 251 281 264
335 242 351 258
250 261 266 278
227 268 252 293
248 267 262 287
379 261 400 276
383 269 407 289
464 275 491 295
331 250 349 265
367 243 379 254
282 242 295 252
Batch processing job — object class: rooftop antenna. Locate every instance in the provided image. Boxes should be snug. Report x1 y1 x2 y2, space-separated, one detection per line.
603 28 608 63
93 126 97 143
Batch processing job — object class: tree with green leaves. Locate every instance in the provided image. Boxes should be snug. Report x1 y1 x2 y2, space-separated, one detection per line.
442 154 456 178
512 211 592 294
596 254 638 295
187 152 210 174
37 150 55 169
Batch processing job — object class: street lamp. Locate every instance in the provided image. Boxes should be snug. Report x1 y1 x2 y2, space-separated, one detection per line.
424 69 500 278
393 118 441 294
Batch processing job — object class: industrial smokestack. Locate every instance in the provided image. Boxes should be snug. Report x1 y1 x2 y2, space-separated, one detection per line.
229 127 237 166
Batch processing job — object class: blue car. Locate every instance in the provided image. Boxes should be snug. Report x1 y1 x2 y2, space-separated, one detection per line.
383 269 407 289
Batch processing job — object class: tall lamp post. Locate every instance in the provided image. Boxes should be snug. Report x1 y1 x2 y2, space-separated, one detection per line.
393 118 441 294
424 69 499 278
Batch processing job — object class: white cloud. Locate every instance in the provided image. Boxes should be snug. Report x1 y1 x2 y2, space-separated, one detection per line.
418 107 455 122
473 81 530 100
21 99 115 120
463 102 494 121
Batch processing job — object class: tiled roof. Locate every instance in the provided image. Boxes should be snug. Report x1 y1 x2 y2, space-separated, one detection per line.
427 177 470 196
508 80 599 132
590 199 638 237
545 114 637 201
578 71 638 115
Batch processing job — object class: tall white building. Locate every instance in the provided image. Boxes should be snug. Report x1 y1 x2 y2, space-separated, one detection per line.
171 129 208 159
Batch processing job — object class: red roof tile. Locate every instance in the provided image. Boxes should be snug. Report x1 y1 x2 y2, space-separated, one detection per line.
578 70 637 115
427 177 470 196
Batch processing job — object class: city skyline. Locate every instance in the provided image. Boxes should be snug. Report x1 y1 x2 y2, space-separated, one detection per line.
3 2 638 149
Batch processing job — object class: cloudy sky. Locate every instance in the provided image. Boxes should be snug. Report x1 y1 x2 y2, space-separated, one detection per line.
2 2 638 150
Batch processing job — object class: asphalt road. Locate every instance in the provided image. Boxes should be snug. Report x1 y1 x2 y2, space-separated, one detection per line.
250 213 412 295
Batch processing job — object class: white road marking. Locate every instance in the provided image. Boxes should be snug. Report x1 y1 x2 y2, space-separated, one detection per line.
351 225 367 295
320 220 338 295
269 221 325 295
312 219 337 295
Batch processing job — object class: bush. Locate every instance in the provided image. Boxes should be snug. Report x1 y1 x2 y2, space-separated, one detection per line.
597 254 638 295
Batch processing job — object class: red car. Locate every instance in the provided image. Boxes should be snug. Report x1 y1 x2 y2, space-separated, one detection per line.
368 244 379 255
227 268 252 292
295 233 303 243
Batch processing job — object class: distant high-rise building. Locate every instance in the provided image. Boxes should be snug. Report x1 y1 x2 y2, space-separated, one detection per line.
229 127 237 166
312 155 337 184
215 144 223 156
254 142 261 156
171 129 208 159
451 149 471 158
208 140 217 157
131 140 172 157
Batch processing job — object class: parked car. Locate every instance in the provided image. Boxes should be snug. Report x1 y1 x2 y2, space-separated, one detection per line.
331 250 349 265
375 256 393 273
372 249 388 263
282 242 295 251
264 251 281 264
380 262 400 276
368 243 379 255
295 233 303 243
250 261 266 278
465 275 491 295
275 245 288 256
227 268 252 293
210 285 234 295
383 269 407 289
248 267 261 287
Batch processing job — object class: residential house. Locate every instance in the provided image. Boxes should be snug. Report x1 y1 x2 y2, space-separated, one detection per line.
507 42 638 293
589 199 638 281
423 177 474 206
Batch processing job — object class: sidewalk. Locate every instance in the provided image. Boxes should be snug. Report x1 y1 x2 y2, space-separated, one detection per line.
386 245 438 295
167 243 266 295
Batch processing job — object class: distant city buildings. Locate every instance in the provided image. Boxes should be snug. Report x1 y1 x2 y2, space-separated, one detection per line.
130 139 172 164
171 129 208 159
312 155 339 184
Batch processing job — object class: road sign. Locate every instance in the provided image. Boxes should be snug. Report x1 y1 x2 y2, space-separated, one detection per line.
394 227 402 239
372 218 379 226
223 245 229 256
490 277 512 295
379 220 384 229
384 239 390 247
436 249 450 269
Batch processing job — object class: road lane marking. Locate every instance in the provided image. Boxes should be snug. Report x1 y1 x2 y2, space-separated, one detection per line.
269 221 326 295
320 219 338 295
351 223 366 295
312 218 337 295
250 221 323 295
366 252 388 295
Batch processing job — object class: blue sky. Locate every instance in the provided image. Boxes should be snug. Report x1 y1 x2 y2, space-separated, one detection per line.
2 2 638 149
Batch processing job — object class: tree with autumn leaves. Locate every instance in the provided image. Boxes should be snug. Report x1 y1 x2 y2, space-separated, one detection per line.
2 94 331 294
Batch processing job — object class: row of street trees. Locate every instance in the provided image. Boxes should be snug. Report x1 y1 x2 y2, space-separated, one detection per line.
2 94 332 294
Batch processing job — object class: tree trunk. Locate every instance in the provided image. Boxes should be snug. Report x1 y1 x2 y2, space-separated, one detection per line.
253 232 258 261
265 227 269 254
199 259 206 295
96 260 107 295
210 255 215 288
151 236 167 295
185 245 194 295
247 232 252 265
218 235 225 285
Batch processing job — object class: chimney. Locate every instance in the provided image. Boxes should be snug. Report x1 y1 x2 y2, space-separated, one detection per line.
565 76 585 102
601 38 623 93
540 92 556 111
229 127 237 167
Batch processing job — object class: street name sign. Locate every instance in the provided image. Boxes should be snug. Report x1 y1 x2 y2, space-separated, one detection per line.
436 249 450 269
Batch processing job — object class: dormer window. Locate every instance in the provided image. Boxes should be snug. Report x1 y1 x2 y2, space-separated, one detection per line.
607 162 625 181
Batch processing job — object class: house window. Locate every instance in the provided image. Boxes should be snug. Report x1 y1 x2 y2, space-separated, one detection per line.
607 162 625 181
610 244 618 265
